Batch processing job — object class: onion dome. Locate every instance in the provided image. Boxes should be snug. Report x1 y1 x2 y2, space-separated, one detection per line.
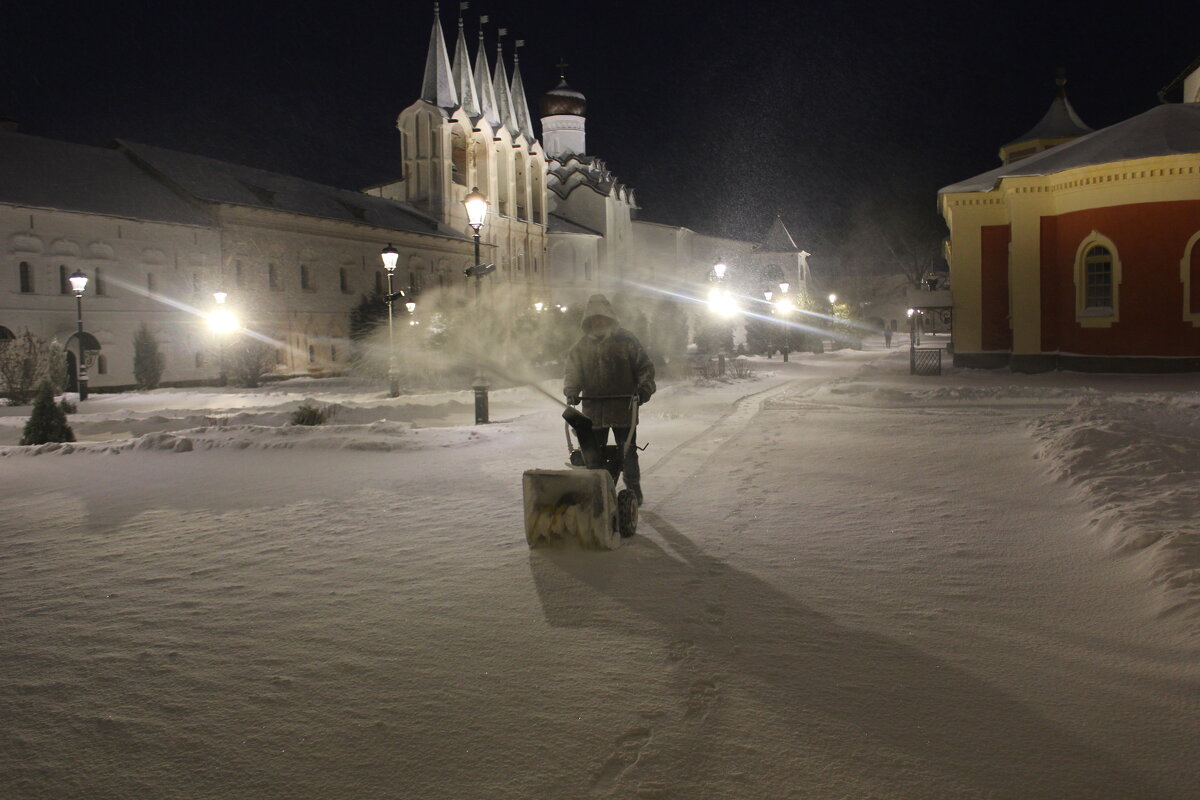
540 79 587 118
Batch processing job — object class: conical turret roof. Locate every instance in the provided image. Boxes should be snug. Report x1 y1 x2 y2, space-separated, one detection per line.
510 44 536 142
1003 71 1092 149
473 22 500 129
492 36 518 136
451 14 480 119
420 2 458 112
756 215 803 253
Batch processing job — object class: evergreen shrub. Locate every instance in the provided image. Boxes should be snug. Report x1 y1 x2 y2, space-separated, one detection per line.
133 322 165 390
20 381 75 445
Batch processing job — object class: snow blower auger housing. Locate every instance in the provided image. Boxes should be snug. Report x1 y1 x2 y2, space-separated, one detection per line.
523 395 641 549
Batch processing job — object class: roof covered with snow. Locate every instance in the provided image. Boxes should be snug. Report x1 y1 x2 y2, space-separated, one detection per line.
941 103 1200 194
1002 88 1092 148
547 213 601 236
754 215 803 253
117 140 465 238
0 131 214 226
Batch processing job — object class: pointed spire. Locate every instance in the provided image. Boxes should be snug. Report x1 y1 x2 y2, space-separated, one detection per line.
420 2 459 111
492 29 518 136
510 40 536 142
757 215 803 253
451 3 480 118
474 16 500 129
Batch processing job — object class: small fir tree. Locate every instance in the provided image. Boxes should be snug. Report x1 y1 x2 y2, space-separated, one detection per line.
133 322 165 390
20 381 75 445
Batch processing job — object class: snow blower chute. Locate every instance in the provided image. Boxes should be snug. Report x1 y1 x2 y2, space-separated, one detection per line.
523 395 640 549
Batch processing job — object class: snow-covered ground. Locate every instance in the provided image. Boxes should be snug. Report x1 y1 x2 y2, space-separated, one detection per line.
3 339 1198 798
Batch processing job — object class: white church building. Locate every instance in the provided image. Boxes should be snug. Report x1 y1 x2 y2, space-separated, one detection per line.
0 4 812 391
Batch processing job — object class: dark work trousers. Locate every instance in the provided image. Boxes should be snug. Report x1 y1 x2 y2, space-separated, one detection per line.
595 426 640 500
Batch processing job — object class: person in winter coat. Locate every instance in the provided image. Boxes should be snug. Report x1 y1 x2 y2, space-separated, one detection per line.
564 294 656 504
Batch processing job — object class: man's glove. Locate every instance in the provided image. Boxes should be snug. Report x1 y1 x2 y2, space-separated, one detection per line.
637 389 652 406
566 395 580 406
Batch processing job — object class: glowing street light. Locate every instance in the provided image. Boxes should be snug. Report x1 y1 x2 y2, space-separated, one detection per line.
763 290 773 302
534 301 544 313
712 262 727 281
463 188 492 424
380 244 402 397
208 290 238 386
779 282 789 294
829 293 838 304
68 269 89 401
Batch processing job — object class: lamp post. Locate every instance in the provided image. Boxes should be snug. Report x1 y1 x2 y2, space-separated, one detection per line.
763 289 774 358
708 262 731 375
68 269 88 401
463 188 491 424
778 282 791 361
208 291 239 387
380 244 400 397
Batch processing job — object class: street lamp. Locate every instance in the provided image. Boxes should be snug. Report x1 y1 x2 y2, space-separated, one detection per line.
463 188 492 424
381 244 401 397
68 269 88 401
208 291 238 386
829 293 838 304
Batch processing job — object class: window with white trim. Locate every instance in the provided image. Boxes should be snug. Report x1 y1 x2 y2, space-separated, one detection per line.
1074 232 1121 328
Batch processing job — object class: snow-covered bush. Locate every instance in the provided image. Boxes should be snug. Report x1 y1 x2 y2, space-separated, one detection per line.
19 381 75 445
0 331 66 405
290 402 333 426
228 338 276 388
133 322 165 390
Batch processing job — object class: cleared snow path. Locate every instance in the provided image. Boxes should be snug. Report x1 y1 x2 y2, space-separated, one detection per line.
2 348 1198 799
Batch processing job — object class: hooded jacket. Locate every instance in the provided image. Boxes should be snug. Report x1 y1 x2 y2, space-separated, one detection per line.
563 294 656 428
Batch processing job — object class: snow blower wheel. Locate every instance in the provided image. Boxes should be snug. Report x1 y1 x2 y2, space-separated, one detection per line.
617 489 638 538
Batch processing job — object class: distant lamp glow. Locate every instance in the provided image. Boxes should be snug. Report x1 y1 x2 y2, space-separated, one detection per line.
712 262 727 280
779 282 789 294
777 298 794 314
213 291 228 305
534 301 544 313
464 187 489 231
559 305 568 313
381 244 399 272
68 269 88 296
405 300 417 314
208 308 239 334
763 290 773 302
829 293 838 304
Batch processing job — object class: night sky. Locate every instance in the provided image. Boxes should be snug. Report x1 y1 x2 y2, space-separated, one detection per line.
4 1 1196 248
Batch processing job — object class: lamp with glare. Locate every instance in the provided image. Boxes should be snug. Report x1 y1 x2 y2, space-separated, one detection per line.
68 269 89 400
534 301 544 313
829 293 838 304
381 244 399 273
712 262 727 281
779 282 789 294
464 187 488 231
763 290 773 302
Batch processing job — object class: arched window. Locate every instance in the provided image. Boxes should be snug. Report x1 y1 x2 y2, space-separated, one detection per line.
339 268 351 294
1182 230 1200 325
1083 246 1113 310
269 263 281 291
19 262 34 293
59 265 70 294
300 263 313 291
97 354 108 375
1074 233 1122 328
94 267 106 295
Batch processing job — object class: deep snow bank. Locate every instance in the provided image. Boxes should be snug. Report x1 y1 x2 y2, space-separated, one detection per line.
1031 395 1200 624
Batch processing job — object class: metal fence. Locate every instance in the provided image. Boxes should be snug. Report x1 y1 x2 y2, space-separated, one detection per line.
910 347 942 376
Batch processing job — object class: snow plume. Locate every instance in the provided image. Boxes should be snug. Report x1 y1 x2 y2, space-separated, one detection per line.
1031 395 1200 627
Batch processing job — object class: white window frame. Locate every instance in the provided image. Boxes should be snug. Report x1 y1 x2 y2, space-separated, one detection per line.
1181 230 1200 327
1074 231 1121 328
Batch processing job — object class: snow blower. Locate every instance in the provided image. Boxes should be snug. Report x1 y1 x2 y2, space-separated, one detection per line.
523 395 641 549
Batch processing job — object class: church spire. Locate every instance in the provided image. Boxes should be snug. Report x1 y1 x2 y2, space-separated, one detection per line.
510 40 536 142
420 2 458 111
492 29 518 136
473 16 500 129
451 3 480 118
